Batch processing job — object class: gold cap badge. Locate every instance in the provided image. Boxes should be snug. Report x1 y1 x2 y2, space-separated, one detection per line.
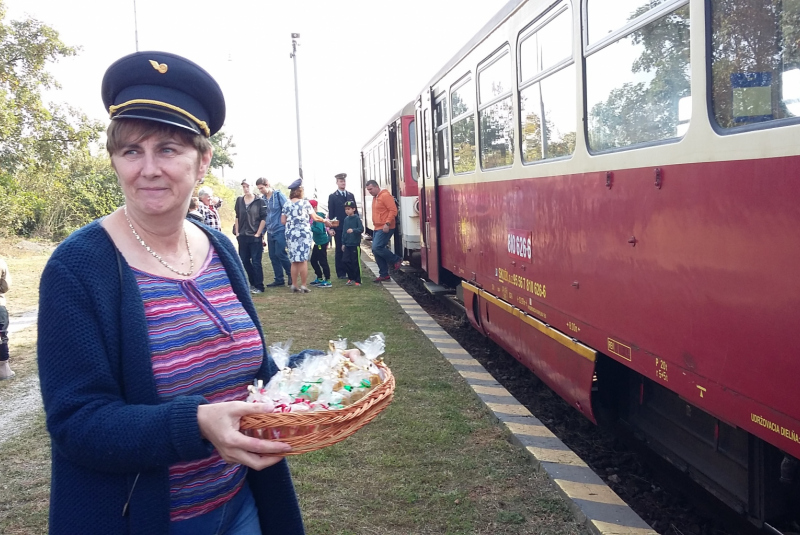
149 60 168 74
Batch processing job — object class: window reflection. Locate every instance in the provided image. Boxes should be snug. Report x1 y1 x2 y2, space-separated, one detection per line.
711 0 800 128
479 99 515 169
451 78 476 174
521 65 576 162
479 51 512 104
409 120 419 182
586 4 690 151
479 47 514 169
587 0 671 44
520 7 572 81
434 97 450 177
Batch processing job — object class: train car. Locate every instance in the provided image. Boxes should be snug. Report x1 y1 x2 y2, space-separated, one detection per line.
403 0 800 528
360 101 421 263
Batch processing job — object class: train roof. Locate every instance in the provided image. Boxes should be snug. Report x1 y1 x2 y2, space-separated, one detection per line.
417 0 525 97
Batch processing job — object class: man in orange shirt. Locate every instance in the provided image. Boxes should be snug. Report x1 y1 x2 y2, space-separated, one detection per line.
365 180 402 282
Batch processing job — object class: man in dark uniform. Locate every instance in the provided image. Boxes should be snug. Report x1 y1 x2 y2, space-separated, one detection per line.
327 173 357 279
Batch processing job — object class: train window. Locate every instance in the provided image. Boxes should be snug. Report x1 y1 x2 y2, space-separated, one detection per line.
479 49 511 105
519 2 575 163
586 0 671 46
451 77 476 174
519 4 571 82
710 0 800 130
585 2 690 151
409 120 419 182
434 96 450 177
478 46 514 169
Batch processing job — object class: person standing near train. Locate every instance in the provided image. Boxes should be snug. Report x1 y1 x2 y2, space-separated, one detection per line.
327 173 357 280
365 180 401 282
234 179 267 294
0 256 13 380
255 177 292 288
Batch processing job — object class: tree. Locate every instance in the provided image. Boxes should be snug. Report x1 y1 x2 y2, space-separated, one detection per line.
209 130 236 175
0 1 102 171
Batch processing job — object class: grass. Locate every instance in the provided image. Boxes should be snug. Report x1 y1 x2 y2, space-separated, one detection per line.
0 237 588 535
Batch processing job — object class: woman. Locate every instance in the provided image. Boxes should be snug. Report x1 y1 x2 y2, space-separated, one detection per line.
280 182 327 293
37 51 304 535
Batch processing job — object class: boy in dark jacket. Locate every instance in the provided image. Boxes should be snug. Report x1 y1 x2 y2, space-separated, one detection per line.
341 200 363 285
308 199 332 287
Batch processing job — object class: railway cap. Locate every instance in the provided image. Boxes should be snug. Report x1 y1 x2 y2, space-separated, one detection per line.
344 200 356 209
288 178 303 189
335 173 347 180
101 51 225 138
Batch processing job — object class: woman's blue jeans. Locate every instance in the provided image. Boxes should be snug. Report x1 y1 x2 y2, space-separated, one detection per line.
169 482 261 535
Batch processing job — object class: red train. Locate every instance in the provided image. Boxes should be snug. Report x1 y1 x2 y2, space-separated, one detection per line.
361 0 800 528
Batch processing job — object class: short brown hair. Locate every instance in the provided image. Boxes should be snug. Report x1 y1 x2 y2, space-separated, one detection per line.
106 119 212 157
289 186 304 199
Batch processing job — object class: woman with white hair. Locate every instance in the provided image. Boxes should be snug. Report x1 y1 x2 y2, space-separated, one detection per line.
197 186 222 231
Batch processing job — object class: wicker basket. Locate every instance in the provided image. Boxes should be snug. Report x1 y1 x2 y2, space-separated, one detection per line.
239 362 395 454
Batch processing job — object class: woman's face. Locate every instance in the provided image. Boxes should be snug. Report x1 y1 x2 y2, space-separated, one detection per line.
111 131 211 217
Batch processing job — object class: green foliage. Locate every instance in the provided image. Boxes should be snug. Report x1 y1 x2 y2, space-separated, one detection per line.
0 1 112 239
209 130 236 171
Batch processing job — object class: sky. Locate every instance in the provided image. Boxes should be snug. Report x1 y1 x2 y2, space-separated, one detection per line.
5 0 509 198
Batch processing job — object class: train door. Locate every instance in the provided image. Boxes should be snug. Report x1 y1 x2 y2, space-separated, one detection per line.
387 121 403 258
418 90 442 284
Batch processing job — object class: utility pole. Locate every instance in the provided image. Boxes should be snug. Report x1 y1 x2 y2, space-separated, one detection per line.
290 33 303 184
133 0 139 51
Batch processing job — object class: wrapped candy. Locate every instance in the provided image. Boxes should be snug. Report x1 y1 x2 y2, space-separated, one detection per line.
246 333 387 414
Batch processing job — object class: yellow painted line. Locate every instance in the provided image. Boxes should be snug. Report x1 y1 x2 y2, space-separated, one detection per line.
428 337 456 343
471 287 597 363
479 290 516 314
515 306 596 363
458 370 497 381
472 384 513 397
462 281 480 295
591 521 658 535
554 480 627 506
447 359 485 367
484 402 533 417
526 447 586 466
504 421 557 438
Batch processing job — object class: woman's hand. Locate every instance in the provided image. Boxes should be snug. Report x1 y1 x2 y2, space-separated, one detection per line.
197 401 292 470
347 228 353 234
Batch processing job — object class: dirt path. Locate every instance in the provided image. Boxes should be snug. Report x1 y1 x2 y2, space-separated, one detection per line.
0 309 42 447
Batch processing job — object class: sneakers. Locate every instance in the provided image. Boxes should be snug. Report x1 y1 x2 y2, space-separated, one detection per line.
373 275 390 283
250 288 263 294
318 280 332 288
345 280 354 286
266 281 284 287
392 260 402 271
310 278 324 286
354 282 361 287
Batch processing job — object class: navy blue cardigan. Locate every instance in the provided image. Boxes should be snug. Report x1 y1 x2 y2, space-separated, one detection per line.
37 220 304 535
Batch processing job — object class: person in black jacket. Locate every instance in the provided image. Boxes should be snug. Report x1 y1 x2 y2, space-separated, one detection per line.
326 173 357 279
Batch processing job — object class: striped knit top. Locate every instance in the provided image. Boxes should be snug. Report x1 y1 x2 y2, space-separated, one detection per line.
132 246 262 521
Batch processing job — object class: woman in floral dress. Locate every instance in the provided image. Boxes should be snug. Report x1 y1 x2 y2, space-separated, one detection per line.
281 184 328 293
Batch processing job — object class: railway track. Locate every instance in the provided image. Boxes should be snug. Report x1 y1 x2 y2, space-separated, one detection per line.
390 268 782 535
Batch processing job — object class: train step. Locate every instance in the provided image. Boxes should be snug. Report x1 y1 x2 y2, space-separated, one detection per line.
423 281 454 296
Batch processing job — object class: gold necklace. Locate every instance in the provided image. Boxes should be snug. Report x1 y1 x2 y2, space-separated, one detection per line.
124 205 194 277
